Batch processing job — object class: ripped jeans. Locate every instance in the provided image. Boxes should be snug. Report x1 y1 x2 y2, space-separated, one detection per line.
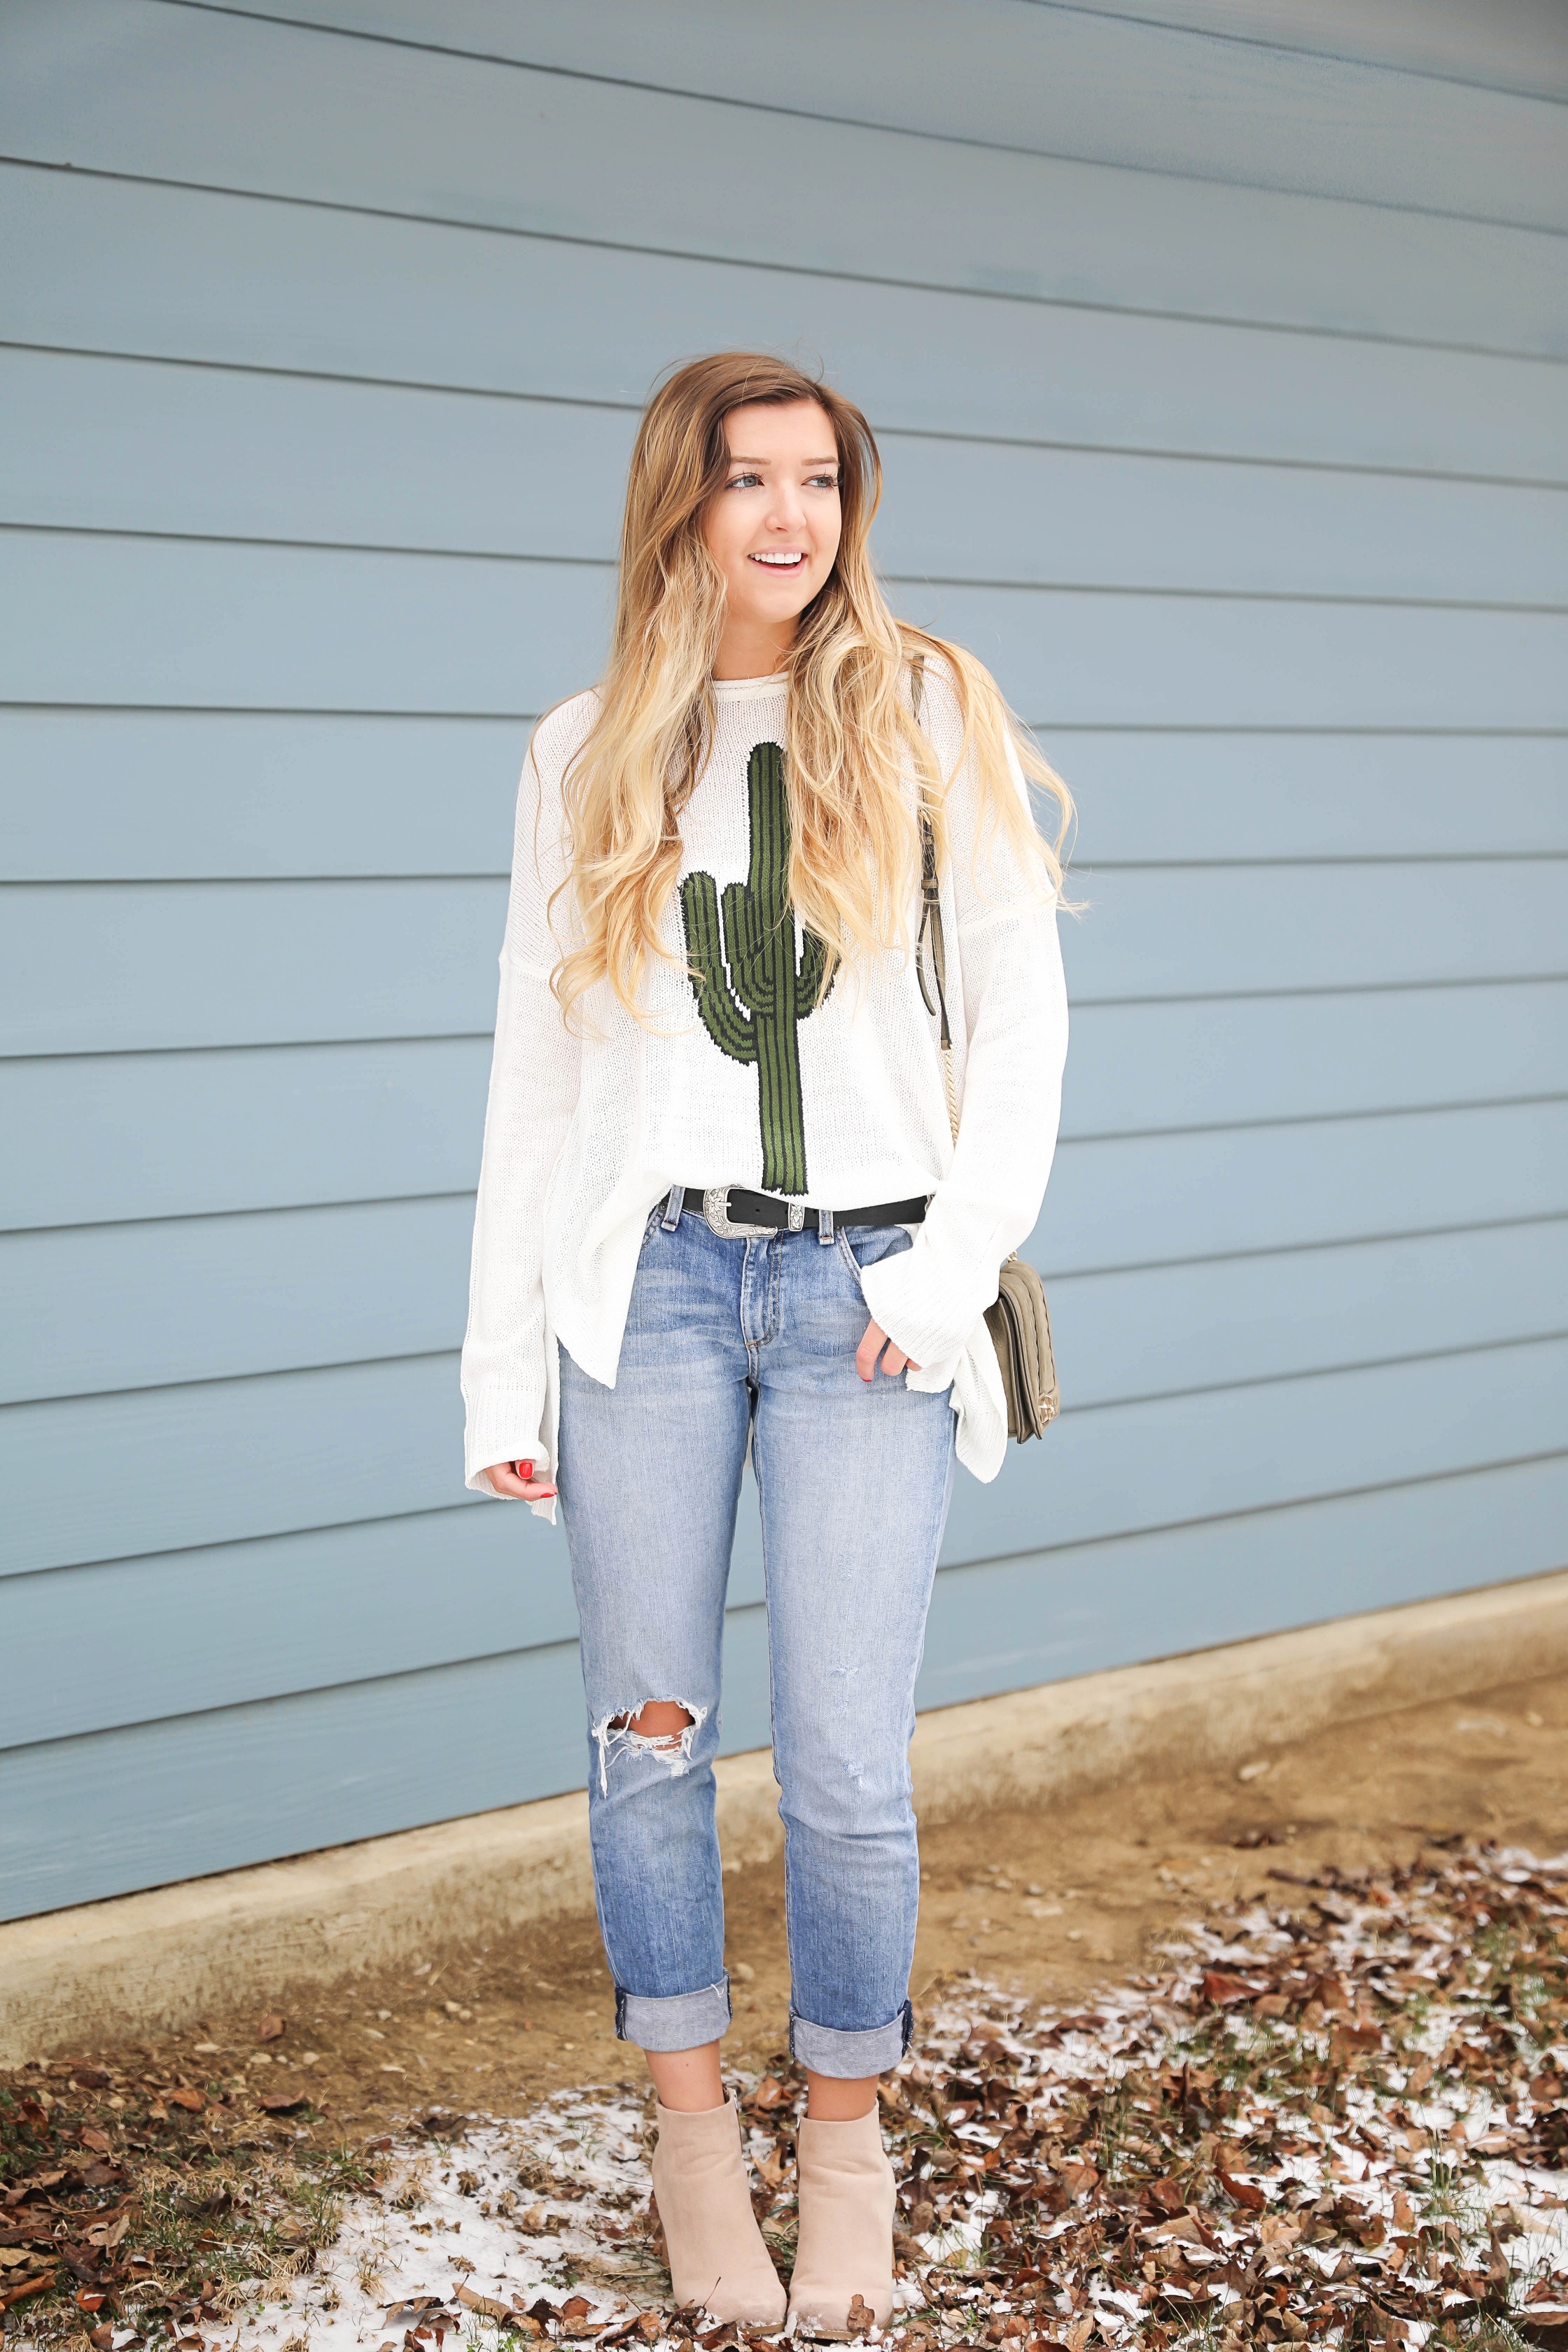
556 1189 956 2078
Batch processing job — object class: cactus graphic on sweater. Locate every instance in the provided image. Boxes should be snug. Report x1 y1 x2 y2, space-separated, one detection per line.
679 739 833 1195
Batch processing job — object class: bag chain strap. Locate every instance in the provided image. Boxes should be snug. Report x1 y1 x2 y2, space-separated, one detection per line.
911 657 961 1144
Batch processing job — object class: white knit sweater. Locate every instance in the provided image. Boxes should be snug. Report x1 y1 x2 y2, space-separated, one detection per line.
461 667 1068 1515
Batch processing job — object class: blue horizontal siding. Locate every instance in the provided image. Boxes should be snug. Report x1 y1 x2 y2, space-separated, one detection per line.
8 168 1565 482
160 0 1568 223
0 1038 491 1231
6 4 1564 346
4 1197 482 1404
7 986 1566 1396
8 349 1567 605
6 1061 1564 1254
6 867 1565 1055
5 0 1564 1919
0 711 528 880
2 1506 582 1749
0 1635 599 1919
7 533 1566 725
911 1451 1568 1707
6 1452 1565 1919
6 1204 1565 1418
1038 1102 1568 1272
5 716 1565 881
6 1326 1566 1584
6 1230 1568 1752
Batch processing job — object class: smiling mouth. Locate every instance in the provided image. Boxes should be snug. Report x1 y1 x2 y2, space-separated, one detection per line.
748 551 807 570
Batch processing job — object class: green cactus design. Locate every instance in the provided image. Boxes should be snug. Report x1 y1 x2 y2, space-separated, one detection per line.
679 739 833 1196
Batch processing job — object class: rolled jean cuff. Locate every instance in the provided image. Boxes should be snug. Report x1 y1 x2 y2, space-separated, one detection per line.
789 2001 913 2078
614 1974 732 2052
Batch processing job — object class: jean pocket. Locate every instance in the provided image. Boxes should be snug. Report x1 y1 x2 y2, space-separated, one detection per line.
835 1222 914 1284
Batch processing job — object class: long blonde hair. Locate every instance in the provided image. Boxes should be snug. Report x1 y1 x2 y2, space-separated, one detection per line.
552 351 1071 1025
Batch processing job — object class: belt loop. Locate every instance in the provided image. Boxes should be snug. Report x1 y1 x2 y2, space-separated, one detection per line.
818 1205 834 1245
662 1184 685 1231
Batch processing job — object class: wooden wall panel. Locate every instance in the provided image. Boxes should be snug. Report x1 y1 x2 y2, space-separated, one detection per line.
7 1326 1564 1585
6 1451 1564 1919
0 1040 490 1231
6 866 1562 1054
1062 738 1568 864
5 0 1564 1917
11 348 1567 606
10 1219 1568 1747
1037 1102 1568 1273
0 710 527 880
1060 0 1568 99
2 1197 477 1403
10 169 1567 481
0 877 509 1054
7 2 1563 342
912 1450 1568 1708
6 990 1562 1401
0 1641 597 1920
1 1508 575 1750
9 1196 1564 1422
7 533 1564 727
164 0 1568 214
1065 982 1568 1133
6 1042 1563 1251
6 716 1564 879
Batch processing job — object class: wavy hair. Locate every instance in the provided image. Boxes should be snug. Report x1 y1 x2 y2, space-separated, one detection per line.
551 351 1071 1026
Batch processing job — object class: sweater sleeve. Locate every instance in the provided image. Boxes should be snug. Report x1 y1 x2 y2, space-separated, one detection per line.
460 711 585 1497
857 706 1068 1376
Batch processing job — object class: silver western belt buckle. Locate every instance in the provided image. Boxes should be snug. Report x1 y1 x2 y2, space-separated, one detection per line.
703 1186 802 1239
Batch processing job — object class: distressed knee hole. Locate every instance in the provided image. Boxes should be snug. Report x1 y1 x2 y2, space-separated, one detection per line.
592 1697 706 1794
610 1700 695 1747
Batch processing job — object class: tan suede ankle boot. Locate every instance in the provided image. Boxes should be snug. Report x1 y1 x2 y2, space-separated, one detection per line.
649 2094 786 2323
787 2108 897 2335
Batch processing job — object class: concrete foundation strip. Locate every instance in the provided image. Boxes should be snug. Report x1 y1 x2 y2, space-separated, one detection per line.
4 1567 1564 2066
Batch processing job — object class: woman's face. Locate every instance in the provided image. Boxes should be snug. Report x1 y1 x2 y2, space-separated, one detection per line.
701 399 843 644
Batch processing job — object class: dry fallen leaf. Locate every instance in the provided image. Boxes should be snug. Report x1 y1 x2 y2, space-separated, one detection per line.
1148 2212 1208 2246
456 2287 512 2323
1200 1968 1259 2005
258 2012 286 2041
0 2274 56 2312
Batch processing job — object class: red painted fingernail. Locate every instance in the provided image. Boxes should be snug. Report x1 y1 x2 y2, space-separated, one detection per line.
517 1460 533 1478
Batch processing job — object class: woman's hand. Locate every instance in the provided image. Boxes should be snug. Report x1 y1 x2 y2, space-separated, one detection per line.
857 1319 920 1382
484 1457 557 1502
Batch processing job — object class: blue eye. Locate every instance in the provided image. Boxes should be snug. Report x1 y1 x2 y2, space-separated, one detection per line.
727 472 762 491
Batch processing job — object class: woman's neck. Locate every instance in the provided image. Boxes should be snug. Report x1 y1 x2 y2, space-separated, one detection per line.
710 614 796 682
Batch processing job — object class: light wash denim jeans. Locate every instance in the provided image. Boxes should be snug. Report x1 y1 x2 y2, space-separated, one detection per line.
556 1187 956 2078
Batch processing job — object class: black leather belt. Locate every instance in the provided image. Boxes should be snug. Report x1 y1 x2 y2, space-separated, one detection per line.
681 1185 927 1236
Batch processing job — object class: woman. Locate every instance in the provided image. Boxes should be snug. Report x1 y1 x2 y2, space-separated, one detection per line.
462 353 1069 2330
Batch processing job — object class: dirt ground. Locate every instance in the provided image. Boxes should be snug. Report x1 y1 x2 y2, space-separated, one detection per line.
60 1668 1564 2130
